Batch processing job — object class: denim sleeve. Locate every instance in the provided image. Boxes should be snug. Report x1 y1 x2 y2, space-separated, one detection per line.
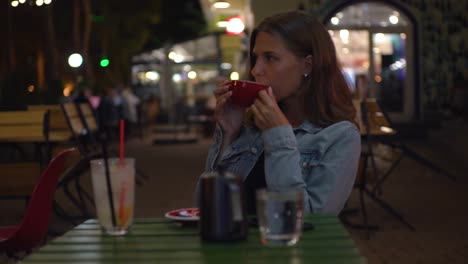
204 125 223 171
262 123 361 215
310 125 361 214
196 125 224 205
262 125 308 203
197 125 259 205
203 125 258 173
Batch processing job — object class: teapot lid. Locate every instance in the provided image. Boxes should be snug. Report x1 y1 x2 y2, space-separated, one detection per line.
201 171 219 178
201 171 238 179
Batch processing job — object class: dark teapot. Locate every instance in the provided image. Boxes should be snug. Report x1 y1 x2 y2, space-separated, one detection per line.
199 171 248 242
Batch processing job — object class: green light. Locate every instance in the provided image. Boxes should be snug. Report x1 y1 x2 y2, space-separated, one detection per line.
100 58 109 67
92 15 105 22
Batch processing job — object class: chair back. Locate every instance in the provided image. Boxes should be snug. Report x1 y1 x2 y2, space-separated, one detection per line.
0 148 79 252
61 102 90 153
361 101 371 136
61 102 86 137
364 99 396 135
77 102 100 137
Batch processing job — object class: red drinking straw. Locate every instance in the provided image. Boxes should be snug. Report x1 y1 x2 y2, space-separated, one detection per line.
119 119 125 164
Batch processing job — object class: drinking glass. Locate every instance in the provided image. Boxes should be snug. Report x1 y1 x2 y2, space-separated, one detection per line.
256 188 304 246
90 158 135 235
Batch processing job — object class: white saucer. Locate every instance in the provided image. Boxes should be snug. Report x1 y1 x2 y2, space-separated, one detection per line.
164 208 199 222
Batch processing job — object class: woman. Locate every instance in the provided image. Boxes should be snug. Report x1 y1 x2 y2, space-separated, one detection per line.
201 10 360 215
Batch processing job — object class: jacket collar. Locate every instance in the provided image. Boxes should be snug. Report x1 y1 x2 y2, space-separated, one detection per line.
293 120 323 134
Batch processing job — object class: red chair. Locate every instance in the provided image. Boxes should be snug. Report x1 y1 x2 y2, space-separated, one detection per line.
0 148 79 255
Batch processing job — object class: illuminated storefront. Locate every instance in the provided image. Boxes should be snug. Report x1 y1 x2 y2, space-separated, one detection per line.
314 0 466 122
325 2 415 122
131 33 247 122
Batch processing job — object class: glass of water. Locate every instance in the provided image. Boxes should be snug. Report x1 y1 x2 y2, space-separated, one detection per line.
256 188 304 246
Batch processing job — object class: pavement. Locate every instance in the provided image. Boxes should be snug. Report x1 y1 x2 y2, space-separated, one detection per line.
1 117 468 263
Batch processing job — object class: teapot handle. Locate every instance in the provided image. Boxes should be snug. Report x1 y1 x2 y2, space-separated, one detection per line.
228 182 243 222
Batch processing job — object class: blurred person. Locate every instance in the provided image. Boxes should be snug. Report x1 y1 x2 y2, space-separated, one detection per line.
73 86 92 104
121 85 141 124
97 86 123 140
198 10 360 215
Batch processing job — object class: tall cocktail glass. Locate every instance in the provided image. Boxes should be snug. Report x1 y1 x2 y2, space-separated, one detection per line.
90 158 135 235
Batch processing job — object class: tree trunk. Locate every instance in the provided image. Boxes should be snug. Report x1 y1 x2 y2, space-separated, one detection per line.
7 1 16 70
73 0 81 51
36 47 45 89
81 0 94 84
45 4 59 81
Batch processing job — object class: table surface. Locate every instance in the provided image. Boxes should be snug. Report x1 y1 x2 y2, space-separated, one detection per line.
23 214 366 264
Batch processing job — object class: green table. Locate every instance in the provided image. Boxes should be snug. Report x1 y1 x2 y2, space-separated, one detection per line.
24 215 366 263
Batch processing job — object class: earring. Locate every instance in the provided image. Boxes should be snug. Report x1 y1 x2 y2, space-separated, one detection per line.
304 73 308 78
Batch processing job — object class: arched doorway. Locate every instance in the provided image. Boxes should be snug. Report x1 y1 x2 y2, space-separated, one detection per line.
325 1 416 122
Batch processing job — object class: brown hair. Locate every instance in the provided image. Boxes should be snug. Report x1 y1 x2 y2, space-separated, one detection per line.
247 10 357 128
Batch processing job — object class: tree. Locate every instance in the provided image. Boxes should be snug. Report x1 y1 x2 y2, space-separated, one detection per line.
1 0 206 100
70 0 93 85
94 0 163 86
147 0 207 47
94 0 206 86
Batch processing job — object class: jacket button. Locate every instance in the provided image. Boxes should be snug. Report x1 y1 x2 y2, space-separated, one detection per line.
302 161 308 167
250 147 258 154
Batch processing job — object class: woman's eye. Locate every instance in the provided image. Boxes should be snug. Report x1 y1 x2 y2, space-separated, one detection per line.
266 55 276 62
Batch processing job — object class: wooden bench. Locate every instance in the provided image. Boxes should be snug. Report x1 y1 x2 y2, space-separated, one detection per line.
0 110 48 142
28 105 72 143
0 110 49 199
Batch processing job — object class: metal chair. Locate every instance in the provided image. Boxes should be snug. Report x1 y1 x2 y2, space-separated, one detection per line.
367 100 415 228
59 102 145 217
341 100 415 238
366 99 456 195
57 102 96 218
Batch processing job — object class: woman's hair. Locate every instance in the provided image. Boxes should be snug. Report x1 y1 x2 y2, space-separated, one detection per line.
246 10 357 127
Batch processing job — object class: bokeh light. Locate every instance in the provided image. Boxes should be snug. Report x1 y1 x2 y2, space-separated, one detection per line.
68 53 83 68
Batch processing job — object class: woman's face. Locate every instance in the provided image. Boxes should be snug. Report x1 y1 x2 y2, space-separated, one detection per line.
251 31 307 102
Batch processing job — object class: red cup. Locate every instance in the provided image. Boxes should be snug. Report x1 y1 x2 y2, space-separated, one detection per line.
229 80 268 107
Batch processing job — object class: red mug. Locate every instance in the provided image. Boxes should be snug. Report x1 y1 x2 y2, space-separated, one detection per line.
229 80 268 107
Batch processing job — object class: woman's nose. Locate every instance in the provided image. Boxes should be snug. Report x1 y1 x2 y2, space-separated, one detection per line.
250 61 263 78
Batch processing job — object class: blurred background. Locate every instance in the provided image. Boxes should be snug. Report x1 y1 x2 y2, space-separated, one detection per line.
1 0 466 131
1 1 467 263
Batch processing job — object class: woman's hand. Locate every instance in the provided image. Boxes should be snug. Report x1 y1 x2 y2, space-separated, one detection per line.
213 80 245 139
251 87 289 131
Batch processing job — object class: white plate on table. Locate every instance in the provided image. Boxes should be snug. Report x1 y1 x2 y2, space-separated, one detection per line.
164 208 200 222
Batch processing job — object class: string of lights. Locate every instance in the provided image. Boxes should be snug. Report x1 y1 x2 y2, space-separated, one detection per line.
10 0 52 7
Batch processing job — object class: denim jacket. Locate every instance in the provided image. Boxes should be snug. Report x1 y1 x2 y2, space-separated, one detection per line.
202 120 361 215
